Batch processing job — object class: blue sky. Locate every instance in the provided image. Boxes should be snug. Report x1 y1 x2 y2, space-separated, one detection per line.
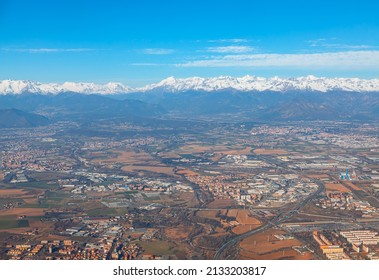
0 0 379 86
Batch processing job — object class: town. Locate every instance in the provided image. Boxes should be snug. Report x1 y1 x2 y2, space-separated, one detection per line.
1 119 379 260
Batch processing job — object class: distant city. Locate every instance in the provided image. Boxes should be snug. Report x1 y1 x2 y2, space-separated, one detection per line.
1 115 379 260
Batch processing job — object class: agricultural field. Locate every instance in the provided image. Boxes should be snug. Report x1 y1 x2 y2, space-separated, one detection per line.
229 210 261 234
176 144 214 154
177 192 199 208
121 165 176 176
175 168 199 176
207 199 237 209
164 225 193 240
0 219 29 230
239 229 314 260
218 147 252 155
344 182 362 191
138 240 188 259
0 208 46 217
0 189 27 197
91 150 155 165
324 183 351 193
253 149 287 155
196 210 221 221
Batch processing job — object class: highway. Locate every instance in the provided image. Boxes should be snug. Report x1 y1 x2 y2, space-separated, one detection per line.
213 180 324 259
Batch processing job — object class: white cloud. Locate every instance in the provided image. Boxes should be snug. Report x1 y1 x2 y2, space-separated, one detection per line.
206 45 255 53
141 48 174 55
307 39 375 50
177 51 379 68
207 38 249 43
318 44 372 50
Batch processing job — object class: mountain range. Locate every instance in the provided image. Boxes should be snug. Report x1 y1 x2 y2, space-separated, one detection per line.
2 75 379 95
0 76 378 123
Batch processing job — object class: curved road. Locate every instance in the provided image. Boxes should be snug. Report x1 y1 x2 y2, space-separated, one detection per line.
214 181 324 259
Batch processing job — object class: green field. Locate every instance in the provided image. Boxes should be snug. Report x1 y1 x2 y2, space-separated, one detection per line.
138 240 187 258
21 200 54 208
124 191 138 199
143 196 161 201
0 219 29 230
14 181 56 190
27 171 70 182
86 208 117 216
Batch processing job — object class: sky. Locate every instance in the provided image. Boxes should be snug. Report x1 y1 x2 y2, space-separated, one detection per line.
0 0 379 86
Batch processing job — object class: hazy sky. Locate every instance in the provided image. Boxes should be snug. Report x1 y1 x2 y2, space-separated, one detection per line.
1 0 379 86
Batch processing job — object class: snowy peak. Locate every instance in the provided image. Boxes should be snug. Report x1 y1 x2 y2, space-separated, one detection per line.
141 75 379 93
59 81 132 94
0 80 133 95
1 76 379 95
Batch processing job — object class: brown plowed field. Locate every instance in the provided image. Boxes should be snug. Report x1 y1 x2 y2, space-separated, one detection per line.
239 229 313 260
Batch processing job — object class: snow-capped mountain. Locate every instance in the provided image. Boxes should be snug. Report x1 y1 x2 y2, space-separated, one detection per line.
1 75 379 95
1 76 379 122
140 75 379 93
0 80 133 95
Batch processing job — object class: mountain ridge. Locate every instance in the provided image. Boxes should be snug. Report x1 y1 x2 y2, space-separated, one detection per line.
2 75 379 95
0 108 50 128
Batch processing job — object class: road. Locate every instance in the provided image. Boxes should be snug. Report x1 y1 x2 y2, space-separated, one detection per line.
213 180 324 259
